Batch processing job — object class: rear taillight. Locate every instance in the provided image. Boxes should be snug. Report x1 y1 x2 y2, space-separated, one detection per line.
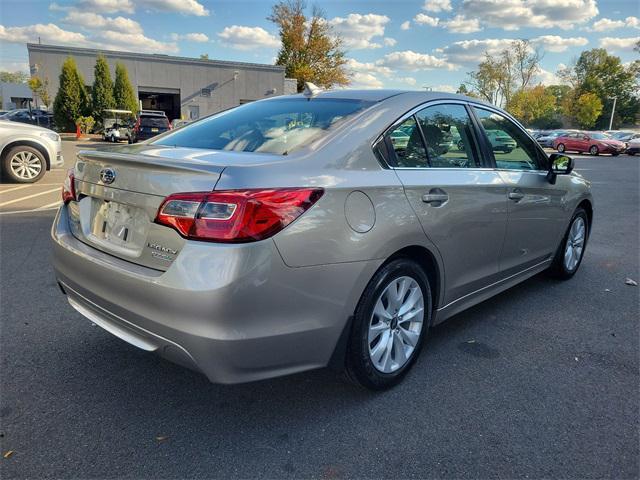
62 169 76 204
155 188 324 243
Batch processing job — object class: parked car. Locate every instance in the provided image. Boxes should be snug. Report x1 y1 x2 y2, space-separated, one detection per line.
103 122 131 143
536 130 571 148
0 120 64 182
553 131 626 156
626 136 640 155
52 89 592 390
1 108 54 129
485 129 517 153
612 131 639 142
129 110 171 143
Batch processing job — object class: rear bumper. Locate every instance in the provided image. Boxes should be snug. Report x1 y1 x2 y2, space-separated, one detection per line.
51 206 380 384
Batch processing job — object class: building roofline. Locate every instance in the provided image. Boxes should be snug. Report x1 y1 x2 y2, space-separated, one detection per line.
27 43 285 72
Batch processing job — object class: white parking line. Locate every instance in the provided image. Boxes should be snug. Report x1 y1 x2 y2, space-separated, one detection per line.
0 206 60 216
0 185 32 194
37 201 62 210
0 187 60 208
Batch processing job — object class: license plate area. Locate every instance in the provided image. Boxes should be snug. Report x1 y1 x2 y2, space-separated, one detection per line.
86 199 150 257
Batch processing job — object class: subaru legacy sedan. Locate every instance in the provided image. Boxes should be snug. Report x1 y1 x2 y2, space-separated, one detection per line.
52 90 592 390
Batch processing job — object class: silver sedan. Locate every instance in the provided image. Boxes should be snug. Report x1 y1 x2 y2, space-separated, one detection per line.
51 89 592 390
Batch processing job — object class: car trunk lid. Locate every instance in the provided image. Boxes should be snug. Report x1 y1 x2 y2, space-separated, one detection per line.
68 146 226 271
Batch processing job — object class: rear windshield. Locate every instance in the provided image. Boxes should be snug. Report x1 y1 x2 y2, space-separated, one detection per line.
153 98 374 155
140 116 169 128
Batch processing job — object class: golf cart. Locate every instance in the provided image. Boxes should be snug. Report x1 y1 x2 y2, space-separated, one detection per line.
103 109 134 143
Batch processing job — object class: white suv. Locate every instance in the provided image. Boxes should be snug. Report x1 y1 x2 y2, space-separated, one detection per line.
0 120 64 182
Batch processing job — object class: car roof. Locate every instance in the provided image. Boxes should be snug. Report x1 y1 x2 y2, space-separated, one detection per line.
279 89 483 104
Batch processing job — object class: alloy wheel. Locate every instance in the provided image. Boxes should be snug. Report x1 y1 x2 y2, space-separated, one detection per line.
368 276 424 373
589 146 598 155
564 216 586 271
10 150 43 180
557 144 565 152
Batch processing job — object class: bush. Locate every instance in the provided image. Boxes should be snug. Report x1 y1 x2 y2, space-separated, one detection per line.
76 116 96 134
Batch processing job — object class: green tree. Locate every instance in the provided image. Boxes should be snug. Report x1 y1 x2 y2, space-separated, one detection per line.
200 53 209 59
269 0 348 91
571 93 603 129
28 76 51 108
113 62 138 115
559 48 640 127
53 57 89 132
91 55 115 124
465 40 541 108
0 71 29 83
509 85 557 128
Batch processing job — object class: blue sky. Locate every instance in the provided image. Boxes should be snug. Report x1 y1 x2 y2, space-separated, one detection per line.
0 0 638 91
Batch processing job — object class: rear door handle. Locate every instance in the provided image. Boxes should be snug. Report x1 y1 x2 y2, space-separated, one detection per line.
508 191 525 201
422 193 449 204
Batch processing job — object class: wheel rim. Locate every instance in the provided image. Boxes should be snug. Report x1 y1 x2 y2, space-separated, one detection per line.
10 151 42 180
368 276 424 373
590 146 597 155
558 144 565 152
564 217 586 271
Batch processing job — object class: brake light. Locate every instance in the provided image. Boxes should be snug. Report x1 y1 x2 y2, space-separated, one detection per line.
62 169 76 204
155 188 324 243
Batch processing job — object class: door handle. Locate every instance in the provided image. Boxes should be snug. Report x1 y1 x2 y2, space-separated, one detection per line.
422 193 449 204
508 191 525 201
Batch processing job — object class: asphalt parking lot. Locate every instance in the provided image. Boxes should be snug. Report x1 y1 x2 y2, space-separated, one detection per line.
0 144 638 479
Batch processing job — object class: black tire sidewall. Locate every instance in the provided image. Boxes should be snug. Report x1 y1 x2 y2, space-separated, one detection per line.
346 258 432 390
2 146 46 183
550 208 589 279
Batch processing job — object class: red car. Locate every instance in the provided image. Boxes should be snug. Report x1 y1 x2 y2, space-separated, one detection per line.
553 132 626 156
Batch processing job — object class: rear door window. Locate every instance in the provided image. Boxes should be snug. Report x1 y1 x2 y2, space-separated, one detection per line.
140 116 169 128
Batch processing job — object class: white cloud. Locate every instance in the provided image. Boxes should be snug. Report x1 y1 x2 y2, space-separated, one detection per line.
442 15 482 33
0 23 90 46
63 11 143 34
423 0 453 13
599 36 640 51
217 26 280 50
437 38 516 65
76 0 134 14
430 84 457 93
137 0 209 16
532 35 588 52
0 59 29 72
170 32 209 42
377 50 455 71
95 30 178 53
345 58 393 77
398 76 417 86
384 37 397 47
350 72 384 89
329 13 390 50
592 16 640 31
400 21 411 30
535 68 563 85
461 0 599 30
414 14 440 27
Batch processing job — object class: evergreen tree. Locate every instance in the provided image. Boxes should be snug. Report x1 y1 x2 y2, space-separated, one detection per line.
53 57 89 132
113 62 138 116
91 55 115 124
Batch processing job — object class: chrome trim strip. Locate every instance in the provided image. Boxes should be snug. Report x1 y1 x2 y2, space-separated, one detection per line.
437 257 552 312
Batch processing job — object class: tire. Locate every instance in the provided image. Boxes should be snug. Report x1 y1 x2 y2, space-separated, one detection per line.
589 145 599 156
548 207 589 279
345 258 432 390
557 143 565 153
1 145 46 183
612 152 619 157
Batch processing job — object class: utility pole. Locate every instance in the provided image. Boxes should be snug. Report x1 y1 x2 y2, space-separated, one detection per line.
608 96 617 130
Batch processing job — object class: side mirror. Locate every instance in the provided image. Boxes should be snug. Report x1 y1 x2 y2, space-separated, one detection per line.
547 153 574 184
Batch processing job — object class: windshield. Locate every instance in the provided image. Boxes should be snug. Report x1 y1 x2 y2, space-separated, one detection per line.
153 97 374 155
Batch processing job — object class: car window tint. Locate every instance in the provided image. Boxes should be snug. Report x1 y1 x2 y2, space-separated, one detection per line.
415 104 480 168
140 116 169 128
473 108 547 171
387 116 429 168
